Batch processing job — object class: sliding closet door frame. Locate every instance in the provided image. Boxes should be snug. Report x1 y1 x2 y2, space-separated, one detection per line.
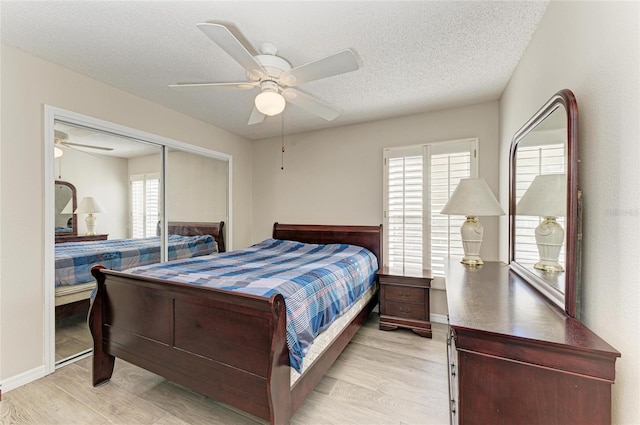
43 105 233 374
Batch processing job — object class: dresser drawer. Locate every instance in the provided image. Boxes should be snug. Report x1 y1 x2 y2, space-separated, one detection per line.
384 301 426 321
383 285 425 304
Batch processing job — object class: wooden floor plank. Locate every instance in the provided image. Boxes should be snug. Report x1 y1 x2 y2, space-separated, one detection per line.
1 314 450 425
0 378 109 425
51 363 168 424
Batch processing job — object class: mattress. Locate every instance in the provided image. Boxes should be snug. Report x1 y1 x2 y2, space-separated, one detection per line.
125 238 379 372
55 234 216 287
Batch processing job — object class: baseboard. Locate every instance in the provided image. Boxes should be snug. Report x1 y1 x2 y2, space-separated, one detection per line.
1 365 47 394
430 313 448 324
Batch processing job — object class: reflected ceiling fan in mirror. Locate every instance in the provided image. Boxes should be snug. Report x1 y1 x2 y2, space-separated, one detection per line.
170 23 361 125
55 130 114 154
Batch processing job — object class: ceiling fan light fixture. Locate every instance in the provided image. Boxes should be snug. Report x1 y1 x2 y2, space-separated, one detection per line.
54 146 64 158
255 90 286 116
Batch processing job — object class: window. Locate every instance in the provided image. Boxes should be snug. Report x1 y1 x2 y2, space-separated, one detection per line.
130 173 160 238
384 139 477 278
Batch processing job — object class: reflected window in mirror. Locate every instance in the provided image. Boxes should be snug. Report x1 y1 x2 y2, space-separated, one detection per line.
509 89 580 318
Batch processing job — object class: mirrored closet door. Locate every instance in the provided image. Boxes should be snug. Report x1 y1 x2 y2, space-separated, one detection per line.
50 112 232 369
165 147 229 244
53 121 163 365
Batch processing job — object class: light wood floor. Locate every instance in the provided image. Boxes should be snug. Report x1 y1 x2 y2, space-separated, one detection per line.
1 314 450 425
55 309 93 362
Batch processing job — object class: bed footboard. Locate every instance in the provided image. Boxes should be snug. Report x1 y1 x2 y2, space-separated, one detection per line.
89 265 291 424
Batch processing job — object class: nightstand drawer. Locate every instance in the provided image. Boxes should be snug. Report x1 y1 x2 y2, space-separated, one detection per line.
384 285 425 304
384 301 426 321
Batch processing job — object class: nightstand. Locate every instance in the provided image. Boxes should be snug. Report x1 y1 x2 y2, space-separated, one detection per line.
378 266 433 338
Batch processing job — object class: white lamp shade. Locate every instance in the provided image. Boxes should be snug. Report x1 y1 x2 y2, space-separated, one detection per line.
441 178 505 217
75 196 107 214
517 174 566 217
255 91 286 116
60 199 74 214
54 146 64 158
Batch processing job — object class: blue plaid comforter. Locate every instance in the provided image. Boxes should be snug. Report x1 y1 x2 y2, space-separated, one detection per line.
55 234 216 287
125 238 378 372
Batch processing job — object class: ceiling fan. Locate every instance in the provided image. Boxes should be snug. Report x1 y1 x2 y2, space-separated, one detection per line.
170 23 361 125
55 130 114 154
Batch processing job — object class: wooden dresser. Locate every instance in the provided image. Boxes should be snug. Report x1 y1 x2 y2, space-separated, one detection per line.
445 261 619 425
378 266 433 337
55 234 108 243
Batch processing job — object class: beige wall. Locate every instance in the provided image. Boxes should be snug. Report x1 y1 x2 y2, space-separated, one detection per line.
499 2 639 423
0 45 253 382
253 101 500 246
253 101 500 319
56 146 130 239
129 151 229 228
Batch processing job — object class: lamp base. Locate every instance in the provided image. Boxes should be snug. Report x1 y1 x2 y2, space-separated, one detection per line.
534 260 564 273
460 216 484 267
85 213 97 236
461 256 484 267
534 216 564 273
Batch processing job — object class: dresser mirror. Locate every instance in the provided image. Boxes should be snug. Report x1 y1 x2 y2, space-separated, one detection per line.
55 180 78 236
509 89 579 318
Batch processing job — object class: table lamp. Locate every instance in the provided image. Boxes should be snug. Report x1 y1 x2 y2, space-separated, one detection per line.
441 178 505 266
517 173 566 272
75 196 107 235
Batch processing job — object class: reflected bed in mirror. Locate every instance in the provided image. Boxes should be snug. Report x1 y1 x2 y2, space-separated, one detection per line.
509 89 580 318
55 180 77 237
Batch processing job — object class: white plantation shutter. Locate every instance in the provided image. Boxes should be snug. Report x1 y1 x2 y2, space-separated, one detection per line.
131 179 144 238
384 140 477 276
386 147 424 269
130 174 160 238
145 179 159 237
429 149 472 276
515 142 566 264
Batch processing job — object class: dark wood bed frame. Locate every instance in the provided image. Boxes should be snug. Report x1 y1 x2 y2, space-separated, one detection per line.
89 223 382 424
168 220 226 253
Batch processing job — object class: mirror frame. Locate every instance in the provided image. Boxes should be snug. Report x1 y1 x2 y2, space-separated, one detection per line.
55 180 78 237
509 89 579 318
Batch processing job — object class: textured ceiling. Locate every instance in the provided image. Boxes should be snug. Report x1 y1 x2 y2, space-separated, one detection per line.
1 1 549 140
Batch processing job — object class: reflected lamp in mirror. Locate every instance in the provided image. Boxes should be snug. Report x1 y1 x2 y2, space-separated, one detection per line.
75 196 107 236
517 173 567 272
59 198 74 231
61 199 73 214
441 178 505 266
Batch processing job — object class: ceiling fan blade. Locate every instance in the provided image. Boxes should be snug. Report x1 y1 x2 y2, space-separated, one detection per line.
54 130 69 143
247 106 265 125
282 88 341 121
61 141 113 151
280 49 359 86
169 82 258 91
196 23 267 80
61 144 105 159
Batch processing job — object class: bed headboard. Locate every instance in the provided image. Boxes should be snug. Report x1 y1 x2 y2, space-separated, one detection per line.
272 222 382 268
168 221 226 253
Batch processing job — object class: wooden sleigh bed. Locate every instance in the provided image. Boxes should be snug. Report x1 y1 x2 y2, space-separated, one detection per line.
55 221 225 306
88 223 382 424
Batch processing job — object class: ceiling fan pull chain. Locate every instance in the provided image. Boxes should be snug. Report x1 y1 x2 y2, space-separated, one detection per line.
281 112 285 171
